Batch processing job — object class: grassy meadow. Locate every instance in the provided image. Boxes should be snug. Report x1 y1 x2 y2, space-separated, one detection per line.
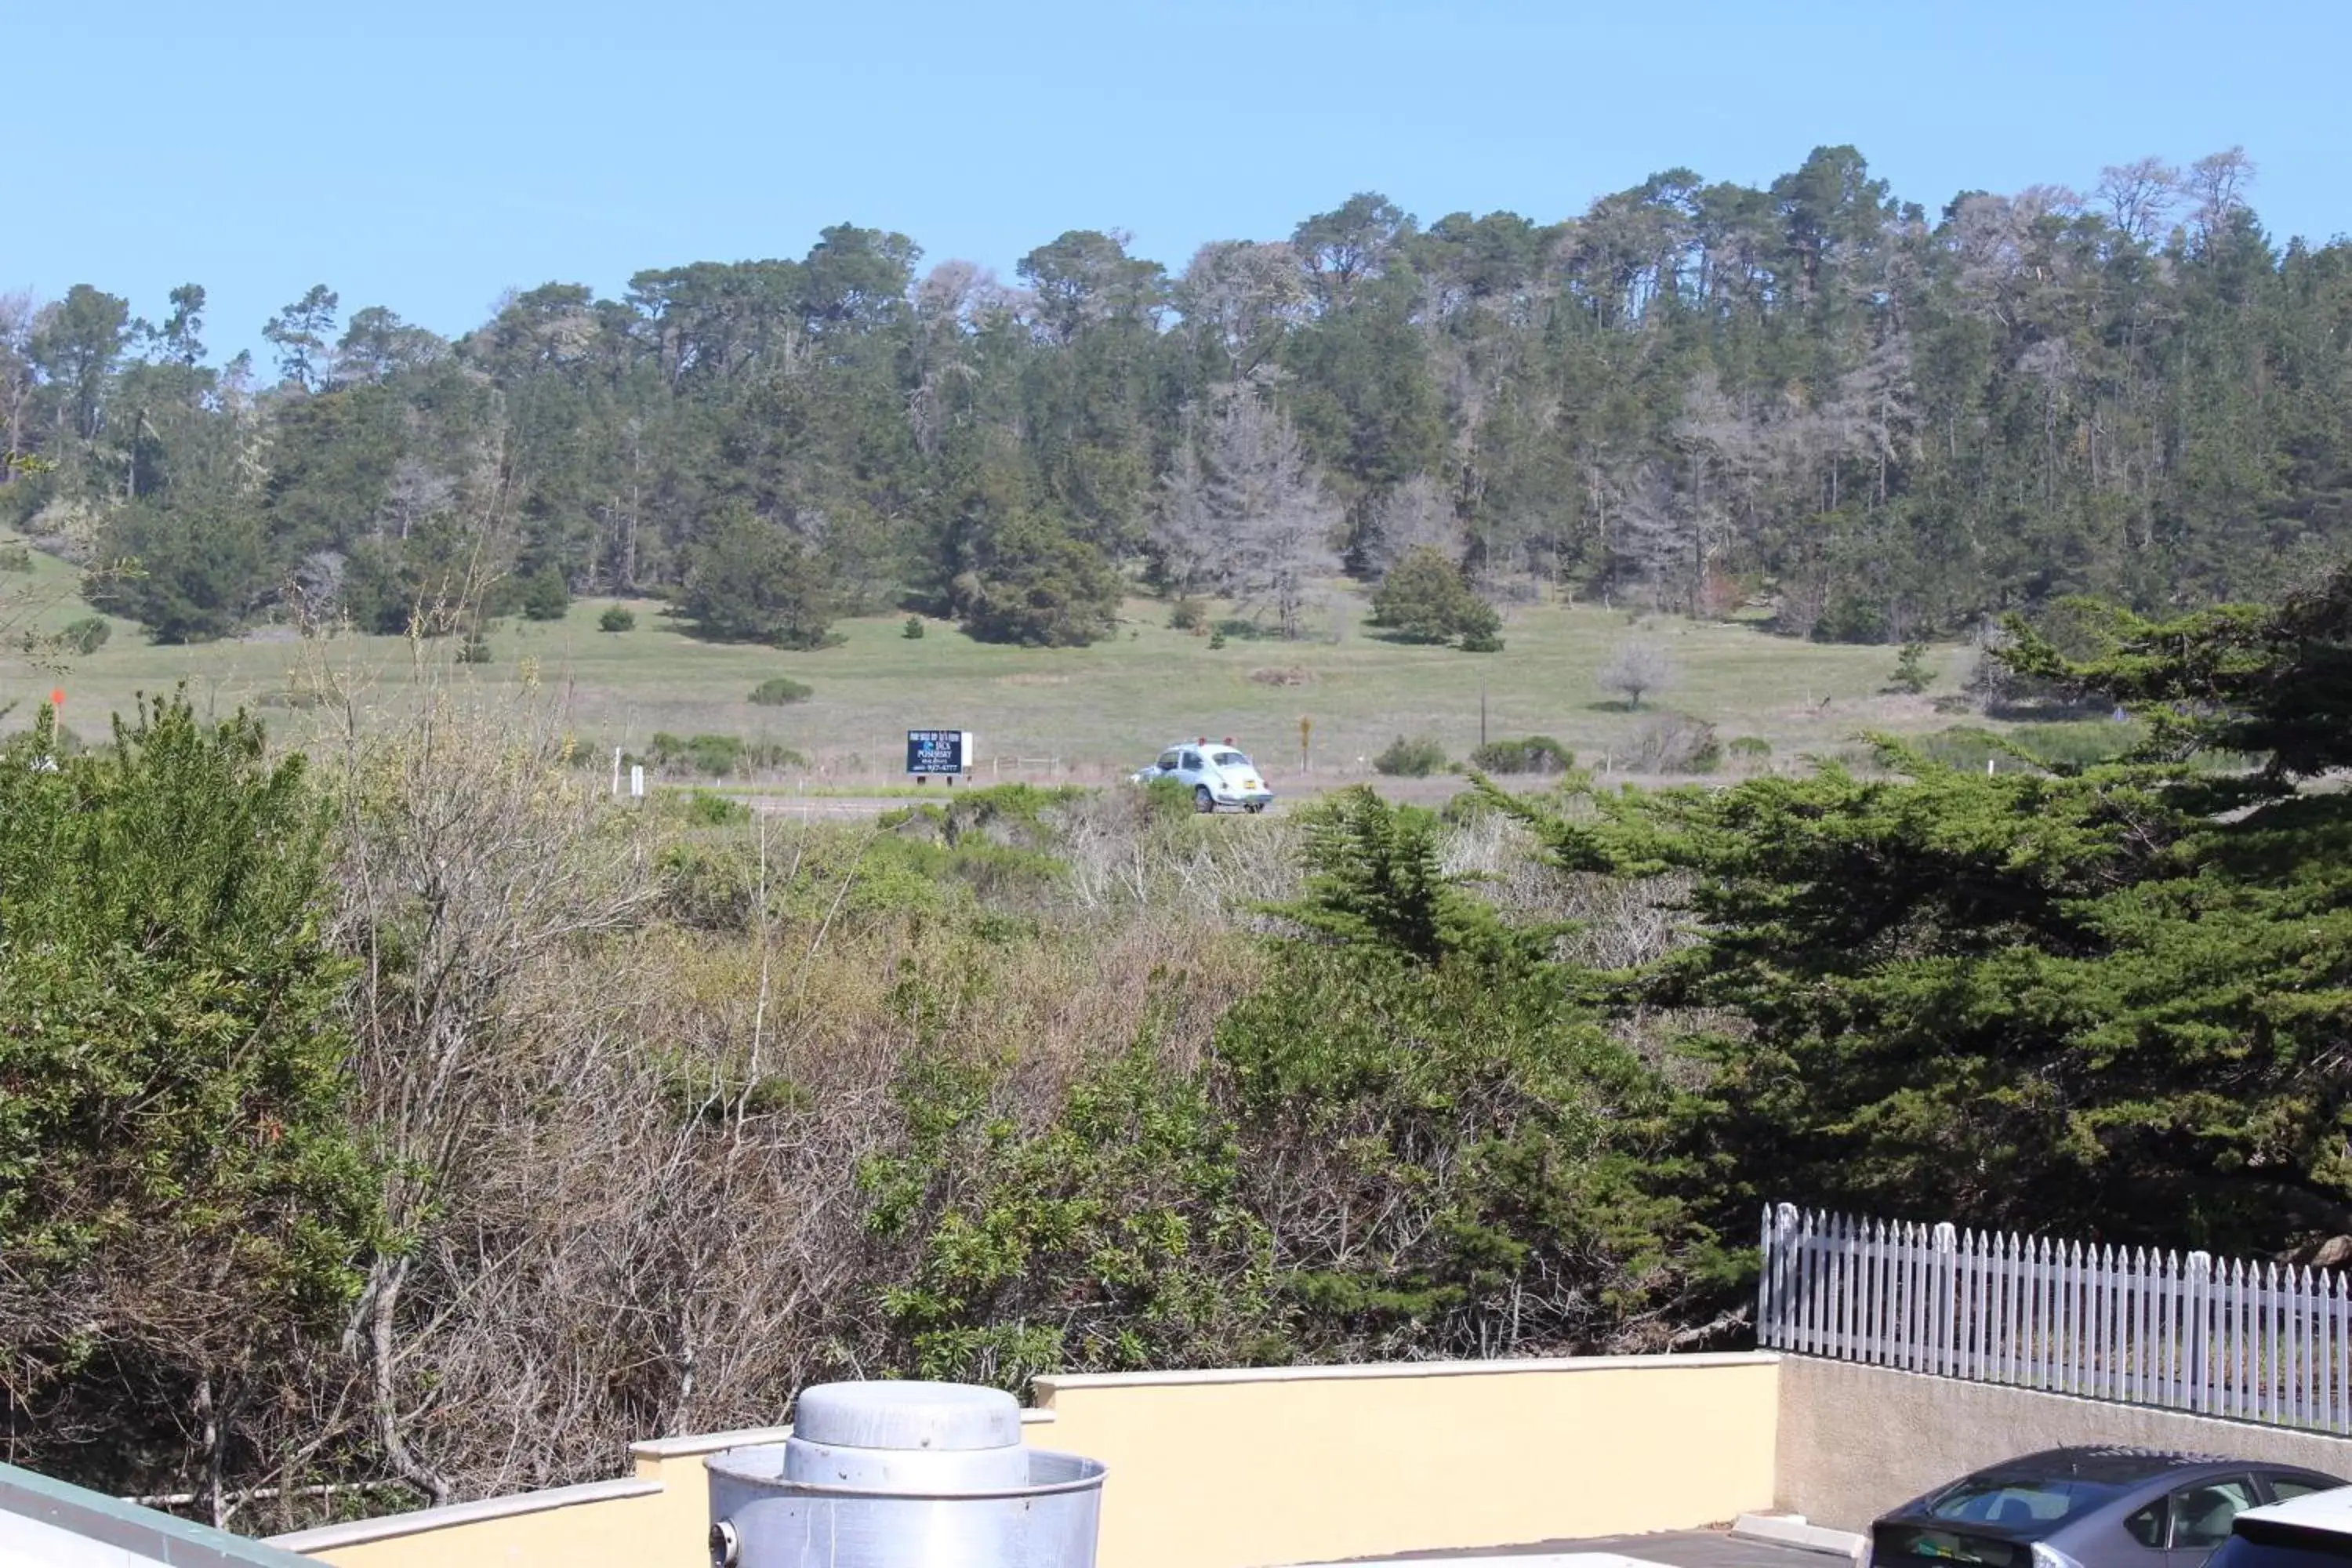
2 543 1983 790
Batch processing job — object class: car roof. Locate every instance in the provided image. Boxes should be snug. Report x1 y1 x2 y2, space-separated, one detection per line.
2239 1486 2352 1537
1162 741 1250 753
1962 1447 2249 1486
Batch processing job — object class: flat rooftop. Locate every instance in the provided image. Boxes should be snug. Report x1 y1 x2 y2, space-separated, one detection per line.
1349 1530 1853 1568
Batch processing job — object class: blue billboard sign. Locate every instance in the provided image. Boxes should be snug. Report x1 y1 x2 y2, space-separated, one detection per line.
906 729 972 775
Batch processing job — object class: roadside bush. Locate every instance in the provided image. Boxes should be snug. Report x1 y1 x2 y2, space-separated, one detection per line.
598 604 635 633
62 616 110 655
642 731 807 777
1468 735 1573 775
680 791 753 827
1726 735 1772 764
748 676 813 706
1373 735 1449 777
1167 597 1207 633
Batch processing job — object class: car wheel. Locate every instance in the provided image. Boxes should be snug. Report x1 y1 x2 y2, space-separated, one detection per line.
1194 786 1215 814
1244 803 1266 815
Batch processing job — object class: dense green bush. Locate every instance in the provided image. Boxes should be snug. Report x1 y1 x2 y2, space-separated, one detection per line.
1468 735 1573 775
61 616 110 654
0 543 32 572
902 615 926 639
1373 735 1448 776
680 791 753 826
598 604 635 633
1890 640 1933 693
456 633 492 663
1167 597 1207 632
0 695 385 1486
1726 735 1772 763
1370 548 1504 651
748 675 813 706
518 566 570 622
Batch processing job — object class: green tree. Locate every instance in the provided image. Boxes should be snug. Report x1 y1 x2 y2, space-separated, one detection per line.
681 508 833 648
93 497 270 641
952 509 1123 648
1369 546 1504 649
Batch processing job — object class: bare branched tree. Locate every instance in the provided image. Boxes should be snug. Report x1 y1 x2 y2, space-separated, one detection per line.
1598 638 1677 710
2096 156 2181 247
1152 394 1341 639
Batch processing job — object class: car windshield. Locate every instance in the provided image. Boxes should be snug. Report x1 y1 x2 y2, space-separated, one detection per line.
1925 1476 2129 1527
1210 750 1251 768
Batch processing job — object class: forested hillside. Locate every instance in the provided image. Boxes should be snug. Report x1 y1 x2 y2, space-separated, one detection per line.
7 144 2348 650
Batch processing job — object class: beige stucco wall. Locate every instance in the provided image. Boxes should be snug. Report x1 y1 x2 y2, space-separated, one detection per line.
279 1481 679 1568
1033 1352 1782 1568
1777 1356 2352 1534
271 1353 1782 1568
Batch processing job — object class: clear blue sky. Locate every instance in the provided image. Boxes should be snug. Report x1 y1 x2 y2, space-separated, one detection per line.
16 0 2351 358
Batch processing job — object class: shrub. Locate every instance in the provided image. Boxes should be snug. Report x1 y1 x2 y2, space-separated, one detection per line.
1247 666 1311 687
902 615 926 640
1889 640 1933 694
748 676 813 706
61 616 109 655
598 604 635 633
1468 735 1573 775
1207 629 1227 650
1370 547 1504 651
0 543 31 572
1167 597 1207 633
681 791 753 827
518 567 569 622
456 634 492 664
1373 735 1449 777
1727 735 1773 763
1628 713 1719 774
643 731 807 777
1598 639 1677 710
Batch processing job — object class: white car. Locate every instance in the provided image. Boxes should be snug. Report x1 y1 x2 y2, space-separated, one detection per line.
1132 739 1274 814
2215 1483 2352 1568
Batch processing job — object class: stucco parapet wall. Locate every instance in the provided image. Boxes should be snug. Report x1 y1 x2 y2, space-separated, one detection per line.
626 1407 1056 1466
269 1477 662 1553
1035 1349 1778 1396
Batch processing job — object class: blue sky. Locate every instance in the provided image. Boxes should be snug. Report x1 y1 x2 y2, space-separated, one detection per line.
15 0 2350 358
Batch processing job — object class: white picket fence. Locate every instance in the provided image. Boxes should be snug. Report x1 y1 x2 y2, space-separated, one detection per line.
1758 1204 2352 1432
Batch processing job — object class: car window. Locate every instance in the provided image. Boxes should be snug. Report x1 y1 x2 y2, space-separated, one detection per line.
1928 1478 2123 1526
1156 751 1179 771
2128 1504 2168 1549
1210 750 1250 768
1181 751 1203 770
2267 1478 2339 1504
2172 1479 2261 1551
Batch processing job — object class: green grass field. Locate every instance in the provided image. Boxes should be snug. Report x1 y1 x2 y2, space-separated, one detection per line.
1 542 1982 788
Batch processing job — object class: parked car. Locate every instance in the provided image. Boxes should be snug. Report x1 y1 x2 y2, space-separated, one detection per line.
2214 1479 2352 1568
1867 1448 2345 1568
1131 739 1273 813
